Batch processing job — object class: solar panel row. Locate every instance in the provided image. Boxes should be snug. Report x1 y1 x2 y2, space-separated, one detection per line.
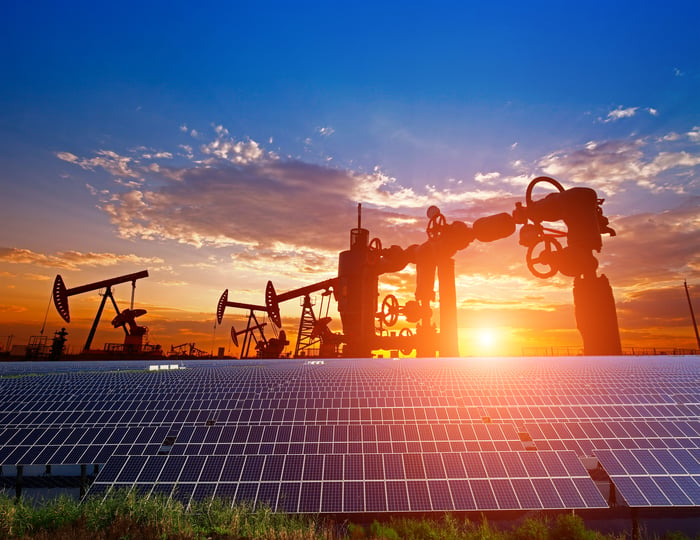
595 449 700 506
88 452 606 512
1 357 699 512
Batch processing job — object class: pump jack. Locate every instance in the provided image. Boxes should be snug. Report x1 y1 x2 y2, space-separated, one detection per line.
265 278 340 357
216 289 288 358
52 270 151 353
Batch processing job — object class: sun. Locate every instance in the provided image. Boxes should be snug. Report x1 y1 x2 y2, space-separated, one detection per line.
477 328 496 350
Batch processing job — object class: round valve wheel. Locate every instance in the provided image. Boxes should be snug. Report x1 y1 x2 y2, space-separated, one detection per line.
399 327 414 355
367 237 382 264
525 176 564 206
380 294 399 327
426 213 446 239
526 237 562 279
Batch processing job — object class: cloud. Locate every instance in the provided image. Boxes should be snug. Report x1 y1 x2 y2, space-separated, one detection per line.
62 129 515 252
141 151 173 160
617 285 698 329
0 248 163 271
538 139 645 192
603 106 639 123
474 171 501 183
231 243 339 282
200 128 268 164
0 305 27 313
23 273 52 281
56 149 141 179
604 197 700 287
98 160 433 251
317 126 335 137
538 138 700 195
600 105 658 123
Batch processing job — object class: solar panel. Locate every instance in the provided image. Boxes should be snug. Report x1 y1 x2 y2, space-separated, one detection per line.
0 357 698 513
595 448 700 507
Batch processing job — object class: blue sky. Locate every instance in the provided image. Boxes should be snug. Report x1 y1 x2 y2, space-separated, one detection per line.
1 1 699 355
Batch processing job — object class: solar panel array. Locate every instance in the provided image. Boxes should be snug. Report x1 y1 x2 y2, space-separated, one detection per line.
1 356 699 512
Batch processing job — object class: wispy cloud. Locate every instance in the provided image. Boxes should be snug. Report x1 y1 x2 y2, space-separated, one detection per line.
58 127 519 254
317 126 335 137
600 105 658 123
200 125 269 164
0 305 27 313
538 138 700 194
57 150 141 179
0 248 163 271
604 106 639 122
605 198 700 286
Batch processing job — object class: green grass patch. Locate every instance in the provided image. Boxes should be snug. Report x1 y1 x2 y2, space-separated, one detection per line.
0 490 696 539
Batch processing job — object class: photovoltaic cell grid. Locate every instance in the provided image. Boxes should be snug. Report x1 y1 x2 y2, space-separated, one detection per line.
594 448 700 507
0 356 698 512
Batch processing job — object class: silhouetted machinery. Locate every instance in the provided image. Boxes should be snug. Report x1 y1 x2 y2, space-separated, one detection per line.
52 270 152 353
169 342 207 358
513 176 621 355
335 203 516 357
265 278 340 357
220 176 620 358
216 289 290 359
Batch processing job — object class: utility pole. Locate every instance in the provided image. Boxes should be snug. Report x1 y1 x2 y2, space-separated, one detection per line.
685 280 700 349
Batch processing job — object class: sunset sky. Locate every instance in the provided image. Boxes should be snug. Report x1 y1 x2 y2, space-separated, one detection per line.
2 1 699 357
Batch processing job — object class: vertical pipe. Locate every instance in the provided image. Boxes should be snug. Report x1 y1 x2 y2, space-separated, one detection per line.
573 274 622 355
437 258 459 357
685 280 700 349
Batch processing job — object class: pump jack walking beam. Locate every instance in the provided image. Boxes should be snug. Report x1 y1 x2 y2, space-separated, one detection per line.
216 289 269 325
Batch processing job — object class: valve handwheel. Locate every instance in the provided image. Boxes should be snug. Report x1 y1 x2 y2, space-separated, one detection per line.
399 327 414 355
367 237 382 264
380 294 399 327
525 176 564 206
526 237 562 279
426 213 446 239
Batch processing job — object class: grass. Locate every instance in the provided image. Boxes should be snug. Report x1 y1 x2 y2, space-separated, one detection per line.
0 490 697 540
